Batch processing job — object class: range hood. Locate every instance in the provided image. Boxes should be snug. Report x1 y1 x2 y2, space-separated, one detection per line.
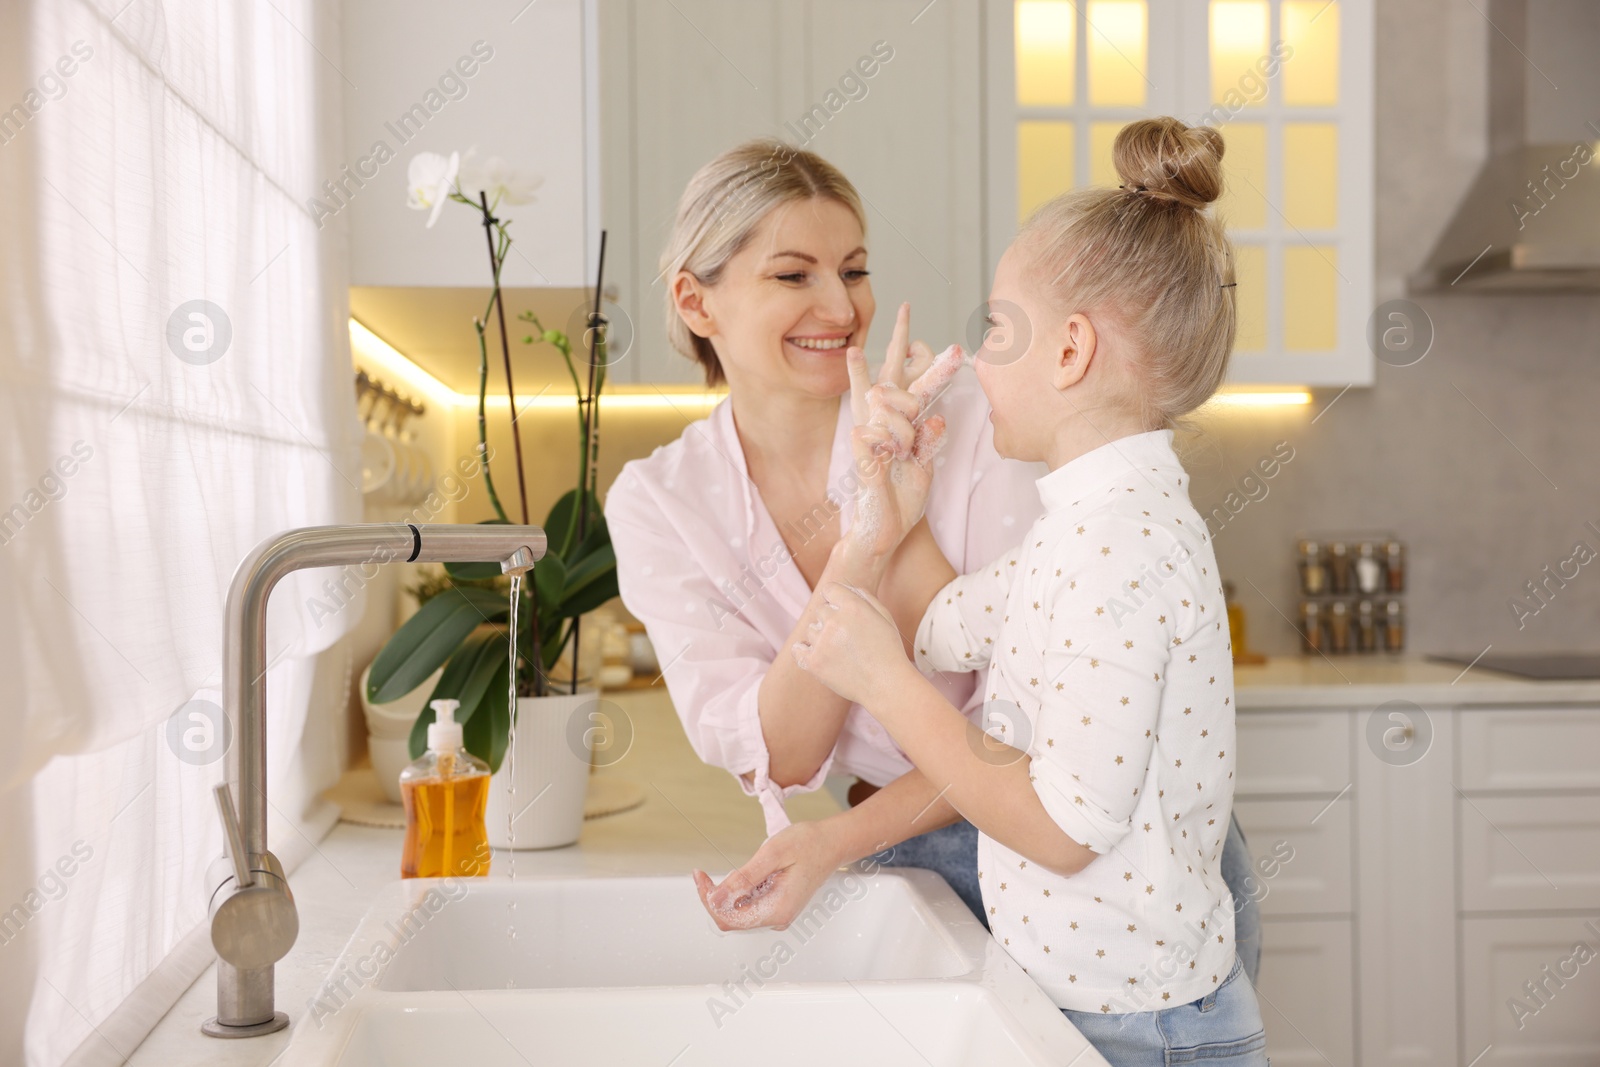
1409 141 1600 291
1409 0 1600 292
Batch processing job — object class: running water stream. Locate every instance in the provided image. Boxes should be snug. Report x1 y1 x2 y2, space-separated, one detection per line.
505 574 521 981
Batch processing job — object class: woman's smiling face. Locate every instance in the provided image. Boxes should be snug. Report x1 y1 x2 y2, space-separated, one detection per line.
695 197 874 400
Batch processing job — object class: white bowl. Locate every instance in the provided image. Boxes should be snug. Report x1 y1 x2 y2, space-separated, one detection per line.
360 662 443 740
368 735 412 805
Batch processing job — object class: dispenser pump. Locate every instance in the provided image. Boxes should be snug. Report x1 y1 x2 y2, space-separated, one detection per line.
427 699 464 752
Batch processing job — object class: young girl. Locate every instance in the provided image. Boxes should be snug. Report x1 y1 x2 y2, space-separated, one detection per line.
696 117 1267 1065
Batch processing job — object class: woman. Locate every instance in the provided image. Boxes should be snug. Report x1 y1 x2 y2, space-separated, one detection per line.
604 139 1260 977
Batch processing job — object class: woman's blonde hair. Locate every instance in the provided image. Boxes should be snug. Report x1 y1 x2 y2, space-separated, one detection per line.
660 139 867 386
1020 117 1237 428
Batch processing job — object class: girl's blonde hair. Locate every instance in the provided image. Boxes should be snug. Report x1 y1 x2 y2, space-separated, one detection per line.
1020 117 1237 428
660 139 867 385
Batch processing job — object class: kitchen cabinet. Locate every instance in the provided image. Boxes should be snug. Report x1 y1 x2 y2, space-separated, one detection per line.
984 0 1375 387
1255 919 1357 1067
340 0 600 289
597 0 986 385
1235 710 1358 1065
1235 665 1600 1067
1461 916 1600 1067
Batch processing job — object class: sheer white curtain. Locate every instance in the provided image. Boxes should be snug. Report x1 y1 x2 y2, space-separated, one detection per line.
0 0 358 1064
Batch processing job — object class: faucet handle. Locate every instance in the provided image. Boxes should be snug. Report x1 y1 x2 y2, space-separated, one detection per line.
213 783 254 889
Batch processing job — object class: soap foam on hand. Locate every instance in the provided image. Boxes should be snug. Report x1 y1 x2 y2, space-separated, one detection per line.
695 870 783 930
910 343 967 410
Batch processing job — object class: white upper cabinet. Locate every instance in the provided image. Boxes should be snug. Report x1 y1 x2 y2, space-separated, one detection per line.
340 0 599 289
599 0 985 385
987 0 1374 386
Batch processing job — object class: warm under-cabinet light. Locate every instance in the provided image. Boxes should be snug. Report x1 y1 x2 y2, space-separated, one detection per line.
348 319 727 413
1207 389 1314 408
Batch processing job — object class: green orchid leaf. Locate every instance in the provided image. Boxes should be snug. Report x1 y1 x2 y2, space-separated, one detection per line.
561 567 619 618
532 551 567 611
367 585 508 704
462 659 511 772
563 543 615 595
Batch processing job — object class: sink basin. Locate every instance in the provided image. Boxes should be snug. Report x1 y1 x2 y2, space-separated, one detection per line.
282 870 1107 1066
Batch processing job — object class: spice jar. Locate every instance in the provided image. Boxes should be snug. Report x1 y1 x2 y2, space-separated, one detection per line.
1299 600 1325 653
1327 600 1351 653
1383 599 1405 652
1354 542 1383 596
1384 541 1406 593
1327 542 1351 595
1299 540 1327 596
1356 599 1377 652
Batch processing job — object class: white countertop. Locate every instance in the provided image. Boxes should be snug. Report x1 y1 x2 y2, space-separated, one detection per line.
1234 655 1600 709
127 687 841 1067
128 659 1597 1064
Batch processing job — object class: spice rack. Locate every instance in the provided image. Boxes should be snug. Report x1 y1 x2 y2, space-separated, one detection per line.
1296 536 1406 655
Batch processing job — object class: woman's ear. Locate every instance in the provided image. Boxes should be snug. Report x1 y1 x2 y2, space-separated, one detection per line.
670 271 715 340
1051 313 1097 392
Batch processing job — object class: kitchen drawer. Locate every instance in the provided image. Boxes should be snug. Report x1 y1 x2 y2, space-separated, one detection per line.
1233 797 1352 916
1459 794 1600 912
1461 915 1600 1067
1255 919 1355 1067
1459 708 1600 792
1236 711 1350 796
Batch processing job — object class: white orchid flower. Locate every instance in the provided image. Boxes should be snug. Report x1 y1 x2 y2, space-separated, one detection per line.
459 151 542 207
406 151 461 228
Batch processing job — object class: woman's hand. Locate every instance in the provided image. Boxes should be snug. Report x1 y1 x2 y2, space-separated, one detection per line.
840 303 966 569
692 820 844 931
790 580 915 708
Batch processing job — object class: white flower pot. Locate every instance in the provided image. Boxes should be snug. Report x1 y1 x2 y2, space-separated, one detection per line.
485 689 595 850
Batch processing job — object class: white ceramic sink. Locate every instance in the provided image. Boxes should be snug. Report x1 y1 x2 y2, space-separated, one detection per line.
281 870 1108 1066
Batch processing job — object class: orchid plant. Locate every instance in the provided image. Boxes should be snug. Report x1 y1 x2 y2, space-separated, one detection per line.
367 150 617 772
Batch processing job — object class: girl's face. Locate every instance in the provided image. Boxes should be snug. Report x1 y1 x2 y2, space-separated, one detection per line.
691 198 875 401
974 242 1062 463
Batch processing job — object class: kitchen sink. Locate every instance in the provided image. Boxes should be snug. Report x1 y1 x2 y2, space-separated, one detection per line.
280 869 1106 1066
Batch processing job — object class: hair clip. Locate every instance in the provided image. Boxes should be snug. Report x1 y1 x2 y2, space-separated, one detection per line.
1118 184 1148 193
1219 282 1237 288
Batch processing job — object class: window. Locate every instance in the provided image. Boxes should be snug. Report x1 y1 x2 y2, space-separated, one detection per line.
988 0 1374 385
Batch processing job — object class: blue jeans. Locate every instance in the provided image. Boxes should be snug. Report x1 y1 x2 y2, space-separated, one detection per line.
1063 956 1268 1067
876 818 988 929
1221 813 1262 986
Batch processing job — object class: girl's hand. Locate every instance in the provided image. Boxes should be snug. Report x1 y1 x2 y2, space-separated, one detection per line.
692 820 843 931
842 303 965 568
790 581 912 708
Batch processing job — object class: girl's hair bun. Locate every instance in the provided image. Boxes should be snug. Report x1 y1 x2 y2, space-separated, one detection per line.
1113 118 1225 210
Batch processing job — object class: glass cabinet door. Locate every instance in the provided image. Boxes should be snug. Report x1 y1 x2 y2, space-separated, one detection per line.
991 0 1373 386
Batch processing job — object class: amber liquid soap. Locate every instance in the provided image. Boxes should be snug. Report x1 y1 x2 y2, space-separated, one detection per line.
399 699 492 879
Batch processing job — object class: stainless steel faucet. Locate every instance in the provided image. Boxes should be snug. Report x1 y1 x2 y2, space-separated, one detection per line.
202 522 545 1038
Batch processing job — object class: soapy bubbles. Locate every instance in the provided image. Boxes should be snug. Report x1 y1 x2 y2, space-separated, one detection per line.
1365 699 1432 766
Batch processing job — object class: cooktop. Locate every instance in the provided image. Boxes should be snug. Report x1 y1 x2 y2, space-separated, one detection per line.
1428 652 1600 680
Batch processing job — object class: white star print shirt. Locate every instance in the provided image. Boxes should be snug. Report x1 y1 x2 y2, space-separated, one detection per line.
914 429 1237 1014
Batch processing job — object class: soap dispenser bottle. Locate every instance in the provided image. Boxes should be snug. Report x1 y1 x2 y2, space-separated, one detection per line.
399 699 492 879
